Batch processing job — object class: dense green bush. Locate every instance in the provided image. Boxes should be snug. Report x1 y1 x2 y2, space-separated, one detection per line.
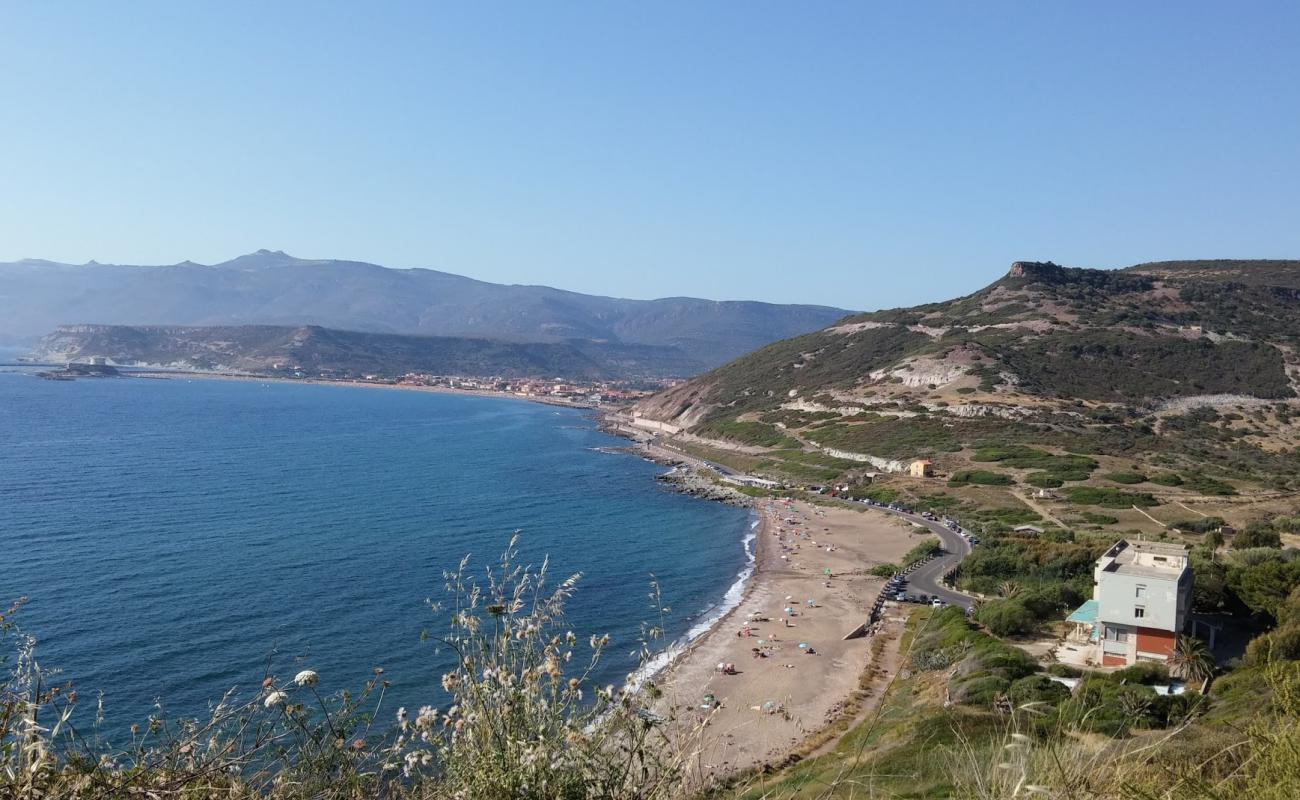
1008 674 1070 705
976 598 1037 636
1245 623 1300 663
1026 472 1064 488
971 445 1097 475
1182 472 1238 496
1235 525 1283 549
1105 471 1148 484
1079 512 1120 525
1170 516 1227 534
1150 472 1185 486
1062 486 1159 508
902 537 942 567
948 470 1014 487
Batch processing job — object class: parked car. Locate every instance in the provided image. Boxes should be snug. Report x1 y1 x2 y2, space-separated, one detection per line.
931 598 946 608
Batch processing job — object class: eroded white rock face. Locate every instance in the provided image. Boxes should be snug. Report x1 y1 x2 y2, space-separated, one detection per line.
943 404 1033 420
780 399 868 416
1155 394 1283 414
817 448 906 473
824 320 947 339
869 356 969 388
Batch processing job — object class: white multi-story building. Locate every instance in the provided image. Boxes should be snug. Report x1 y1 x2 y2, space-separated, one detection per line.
1092 540 1193 666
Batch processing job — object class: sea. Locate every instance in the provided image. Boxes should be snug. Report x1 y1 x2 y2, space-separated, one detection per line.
0 370 752 738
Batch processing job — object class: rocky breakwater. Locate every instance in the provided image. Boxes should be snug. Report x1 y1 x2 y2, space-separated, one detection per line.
655 466 751 507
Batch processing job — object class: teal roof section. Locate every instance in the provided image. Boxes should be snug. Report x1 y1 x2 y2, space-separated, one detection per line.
1067 599 1099 624
1067 599 1100 642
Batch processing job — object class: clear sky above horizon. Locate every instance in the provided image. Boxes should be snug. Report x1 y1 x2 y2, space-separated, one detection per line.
2 2 1298 311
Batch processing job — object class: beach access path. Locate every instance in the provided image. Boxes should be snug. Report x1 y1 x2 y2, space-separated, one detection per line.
656 498 930 782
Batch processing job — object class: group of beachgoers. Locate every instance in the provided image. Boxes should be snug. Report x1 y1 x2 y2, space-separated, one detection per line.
703 498 837 697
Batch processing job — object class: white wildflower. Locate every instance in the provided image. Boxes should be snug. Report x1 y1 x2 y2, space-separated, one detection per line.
416 705 437 729
263 691 288 708
293 669 319 687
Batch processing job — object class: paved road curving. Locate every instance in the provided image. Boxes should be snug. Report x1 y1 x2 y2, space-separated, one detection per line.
886 507 975 609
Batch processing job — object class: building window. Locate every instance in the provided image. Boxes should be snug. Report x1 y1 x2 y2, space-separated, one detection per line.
1136 585 1147 599
1105 627 1129 642
1134 606 1146 619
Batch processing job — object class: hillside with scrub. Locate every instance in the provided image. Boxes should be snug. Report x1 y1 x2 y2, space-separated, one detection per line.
611 259 1300 797
630 260 1300 535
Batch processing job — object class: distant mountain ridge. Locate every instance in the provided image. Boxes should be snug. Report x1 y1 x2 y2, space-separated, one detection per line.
33 324 699 380
0 250 851 372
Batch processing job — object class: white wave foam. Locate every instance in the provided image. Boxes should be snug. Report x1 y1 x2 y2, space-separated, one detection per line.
626 513 759 690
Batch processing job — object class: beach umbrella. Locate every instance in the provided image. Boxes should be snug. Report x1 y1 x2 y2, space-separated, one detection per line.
798 642 809 650
784 607 793 614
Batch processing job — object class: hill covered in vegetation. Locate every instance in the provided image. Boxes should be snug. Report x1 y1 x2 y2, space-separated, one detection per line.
632 259 1300 500
32 323 701 380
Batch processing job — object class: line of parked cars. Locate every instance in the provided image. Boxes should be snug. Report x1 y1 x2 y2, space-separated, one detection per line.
884 574 946 607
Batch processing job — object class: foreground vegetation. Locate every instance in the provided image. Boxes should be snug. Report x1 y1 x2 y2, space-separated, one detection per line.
5 537 1299 799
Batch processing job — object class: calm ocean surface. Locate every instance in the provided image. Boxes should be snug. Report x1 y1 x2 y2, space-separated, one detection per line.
0 372 750 735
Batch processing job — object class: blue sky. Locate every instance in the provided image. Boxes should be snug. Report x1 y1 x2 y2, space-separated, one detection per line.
2 2 1297 310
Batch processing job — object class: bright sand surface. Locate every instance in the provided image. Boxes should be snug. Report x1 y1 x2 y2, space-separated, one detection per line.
657 498 929 781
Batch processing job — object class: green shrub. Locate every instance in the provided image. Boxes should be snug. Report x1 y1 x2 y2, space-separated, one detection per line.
948 470 1014 487
1105 471 1148 484
971 445 1098 475
870 563 900 577
1170 516 1226 534
1026 472 1064 488
1062 486 1159 508
1182 473 1238 496
1080 512 1120 525
1008 674 1070 705
1246 623 1300 663
1111 662 1170 685
976 598 1037 636
1235 526 1283 549
847 486 900 504
902 537 942 567
1150 472 1185 486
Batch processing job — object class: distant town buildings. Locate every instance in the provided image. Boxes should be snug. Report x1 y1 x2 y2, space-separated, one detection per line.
390 373 655 406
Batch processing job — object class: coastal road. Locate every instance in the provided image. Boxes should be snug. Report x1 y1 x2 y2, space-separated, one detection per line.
863 504 975 610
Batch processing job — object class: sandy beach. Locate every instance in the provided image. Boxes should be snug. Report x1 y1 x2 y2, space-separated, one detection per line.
655 497 928 780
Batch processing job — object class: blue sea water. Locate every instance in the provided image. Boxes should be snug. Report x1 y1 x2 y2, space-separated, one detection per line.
0 372 750 737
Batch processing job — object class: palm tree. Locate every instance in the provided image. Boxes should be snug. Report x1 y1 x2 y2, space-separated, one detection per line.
998 581 1021 599
1169 634 1216 688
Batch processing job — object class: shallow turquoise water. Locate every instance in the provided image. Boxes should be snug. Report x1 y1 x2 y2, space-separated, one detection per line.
0 372 749 737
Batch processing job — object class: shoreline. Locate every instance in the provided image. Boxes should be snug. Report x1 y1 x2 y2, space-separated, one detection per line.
31 365 891 773
598 416 925 780
111 368 603 410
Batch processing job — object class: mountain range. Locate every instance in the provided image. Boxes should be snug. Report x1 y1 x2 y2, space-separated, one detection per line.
0 250 850 373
